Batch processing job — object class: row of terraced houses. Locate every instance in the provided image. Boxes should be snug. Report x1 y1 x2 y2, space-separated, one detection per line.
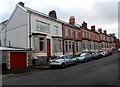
0 2 120 65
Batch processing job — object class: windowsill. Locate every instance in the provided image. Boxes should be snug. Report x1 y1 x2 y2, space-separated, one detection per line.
33 51 46 53
53 51 63 53
36 30 50 33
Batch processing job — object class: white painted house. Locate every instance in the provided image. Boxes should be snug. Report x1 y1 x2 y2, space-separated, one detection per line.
1 2 63 62
0 20 7 46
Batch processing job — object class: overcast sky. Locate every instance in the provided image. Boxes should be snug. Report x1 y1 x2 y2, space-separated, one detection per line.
0 0 119 38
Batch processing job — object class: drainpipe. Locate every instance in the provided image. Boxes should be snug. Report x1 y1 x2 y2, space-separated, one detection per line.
63 39 64 55
5 26 7 47
72 42 75 56
29 11 32 50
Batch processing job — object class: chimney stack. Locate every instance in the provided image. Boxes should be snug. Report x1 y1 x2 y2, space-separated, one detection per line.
98 28 102 33
82 21 87 28
18 2 24 7
103 30 107 34
91 25 95 31
49 10 57 19
69 16 75 24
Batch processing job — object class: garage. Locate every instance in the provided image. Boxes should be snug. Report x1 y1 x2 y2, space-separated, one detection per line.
10 52 27 69
0 47 32 70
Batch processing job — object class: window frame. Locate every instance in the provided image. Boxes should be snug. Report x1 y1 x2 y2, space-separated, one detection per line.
36 20 50 33
54 25 59 35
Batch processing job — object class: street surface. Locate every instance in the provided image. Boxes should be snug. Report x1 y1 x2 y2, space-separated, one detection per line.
2 52 120 85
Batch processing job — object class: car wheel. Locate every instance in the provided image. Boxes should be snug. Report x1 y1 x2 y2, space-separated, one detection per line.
61 63 65 68
83 59 87 63
50 65 54 68
73 61 77 65
90 58 92 61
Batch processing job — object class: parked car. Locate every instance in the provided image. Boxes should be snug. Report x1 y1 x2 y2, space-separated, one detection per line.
75 53 92 62
106 50 113 55
88 52 98 59
97 51 108 57
49 55 77 68
117 48 120 52
96 51 103 58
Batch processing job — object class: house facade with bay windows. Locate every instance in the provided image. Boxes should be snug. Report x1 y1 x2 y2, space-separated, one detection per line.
1 2 63 62
62 16 82 56
1 2 119 64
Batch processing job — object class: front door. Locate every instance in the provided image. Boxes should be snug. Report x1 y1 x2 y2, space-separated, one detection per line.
47 39 51 57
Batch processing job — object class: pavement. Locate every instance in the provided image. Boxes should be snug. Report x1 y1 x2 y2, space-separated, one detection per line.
2 52 119 85
2 62 50 78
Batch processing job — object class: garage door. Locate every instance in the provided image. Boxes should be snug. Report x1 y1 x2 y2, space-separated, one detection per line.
10 52 27 69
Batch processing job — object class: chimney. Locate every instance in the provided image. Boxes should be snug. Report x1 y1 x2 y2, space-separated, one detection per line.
49 10 57 19
91 25 95 31
18 2 24 7
82 21 87 28
103 30 107 34
69 16 75 24
98 28 102 33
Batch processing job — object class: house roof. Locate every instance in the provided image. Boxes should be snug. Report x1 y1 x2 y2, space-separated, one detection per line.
0 47 31 51
24 6 81 29
24 6 64 24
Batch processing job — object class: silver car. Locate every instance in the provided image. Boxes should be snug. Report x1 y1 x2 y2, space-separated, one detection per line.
75 53 92 62
98 51 108 57
50 55 77 68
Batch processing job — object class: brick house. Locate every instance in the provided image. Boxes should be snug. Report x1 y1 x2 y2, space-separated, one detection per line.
1 2 119 64
62 16 82 55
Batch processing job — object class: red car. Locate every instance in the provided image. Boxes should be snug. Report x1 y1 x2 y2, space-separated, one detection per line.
106 50 113 55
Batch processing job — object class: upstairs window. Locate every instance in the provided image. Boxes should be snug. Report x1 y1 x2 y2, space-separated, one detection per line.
65 28 69 36
86 32 89 38
82 31 85 37
36 21 50 32
76 31 79 38
71 29 74 37
54 25 59 35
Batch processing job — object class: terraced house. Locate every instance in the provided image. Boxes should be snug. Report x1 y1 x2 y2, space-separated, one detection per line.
1 2 63 62
62 16 82 56
1 2 119 64
80 22 102 52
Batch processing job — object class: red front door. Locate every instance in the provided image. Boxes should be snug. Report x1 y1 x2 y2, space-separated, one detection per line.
47 39 51 56
10 52 27 69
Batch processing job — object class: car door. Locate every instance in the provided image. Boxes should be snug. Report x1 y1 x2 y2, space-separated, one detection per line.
64 55 70 65
86 53 91 60
68 55 74 64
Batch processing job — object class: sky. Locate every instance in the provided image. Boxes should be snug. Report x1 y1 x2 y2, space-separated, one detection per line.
0 0 119 38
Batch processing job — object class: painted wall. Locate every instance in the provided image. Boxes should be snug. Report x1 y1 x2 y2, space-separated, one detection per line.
1 6 28 48
30 13 63 56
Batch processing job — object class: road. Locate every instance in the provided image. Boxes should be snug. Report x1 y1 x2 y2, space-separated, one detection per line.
2 52 120 86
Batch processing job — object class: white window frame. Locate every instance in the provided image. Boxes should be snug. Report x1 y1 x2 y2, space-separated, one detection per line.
54 25 59 35
36 20 50 33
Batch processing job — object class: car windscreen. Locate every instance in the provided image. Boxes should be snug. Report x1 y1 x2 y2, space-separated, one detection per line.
79 53 86 57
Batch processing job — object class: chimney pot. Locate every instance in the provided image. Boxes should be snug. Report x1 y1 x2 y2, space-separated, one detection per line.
49 10 57 19
103 30 107 34
18 2 24 7
91 25 95 31
82 21 87 28
98 28 102 33
69 16 75 24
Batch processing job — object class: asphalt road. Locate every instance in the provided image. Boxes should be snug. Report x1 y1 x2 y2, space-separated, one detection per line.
2 52 120 86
